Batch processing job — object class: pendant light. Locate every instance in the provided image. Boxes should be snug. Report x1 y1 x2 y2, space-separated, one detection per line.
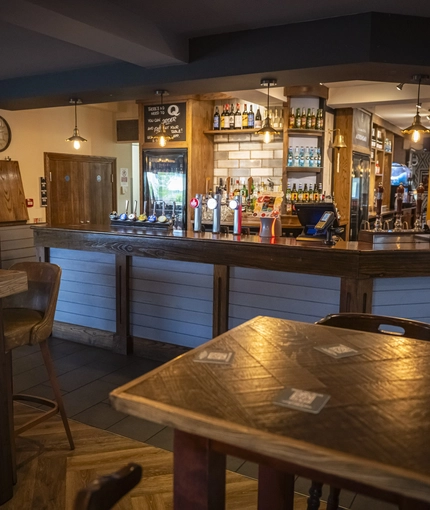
256 78 280 144
150 90 172 147
401 75 430 143
66 98 87 150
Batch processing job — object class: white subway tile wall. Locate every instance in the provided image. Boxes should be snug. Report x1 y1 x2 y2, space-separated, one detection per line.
213 132 283 183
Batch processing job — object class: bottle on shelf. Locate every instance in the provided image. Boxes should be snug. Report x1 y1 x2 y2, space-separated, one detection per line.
287 146 294 167
309 146 315 168
371 128 376 148
295 108 301 129
291 183 298 202
248 105 254 128
294 146 300 167
303 183 309 202
375 160 381 174
306 108 312 129
298 182 304 202
279 109 284 129
213 106 220 130
229 103 235 130
234 103 241 129
301 108 307 129
313 183 319 202
255 108 262 129
316 109 323 130
311 108 316 130
242 104 248 129
233 179 241 196
318 183 323 201
221 104 227 130
304 146 310 167
316 147 321 167
285 182 292 214
289 109 295 129
299 146 305 167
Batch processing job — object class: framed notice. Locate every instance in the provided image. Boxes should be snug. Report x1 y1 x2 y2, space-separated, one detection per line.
352 109 372 149
144 102 187 143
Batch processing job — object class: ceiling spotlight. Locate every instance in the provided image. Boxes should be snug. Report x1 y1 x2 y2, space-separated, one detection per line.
396 83 404 91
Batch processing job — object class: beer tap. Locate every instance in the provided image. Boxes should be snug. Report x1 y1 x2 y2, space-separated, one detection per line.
207 193 222 233
414 182 425 231
373 183 384 231
229 195 242 235
190 194 203 232
393 183 404 232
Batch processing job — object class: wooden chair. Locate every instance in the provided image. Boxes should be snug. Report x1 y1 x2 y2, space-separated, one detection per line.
3 262 74 451
308 312 430 510
74 463 142 510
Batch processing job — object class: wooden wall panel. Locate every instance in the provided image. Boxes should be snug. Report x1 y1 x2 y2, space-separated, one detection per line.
0 224 36 268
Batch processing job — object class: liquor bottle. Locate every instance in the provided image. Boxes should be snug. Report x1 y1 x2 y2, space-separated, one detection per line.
291 183 298 202
311 108 316 129
289 109 295 129
301 108 306 129
248 105 255 128
294 146 300 167
318 183 323 201
229 103 235 129
295 108 301 128
242 104 248 129
303 183 309 202
299 146 305 167
313 183 319 202
298 183 304 202
254 108 262 129
233 179 241 196
304 146 310 167
285 182 292 214
279 109 284 129
316 109 321 130
221 105 227 130
306 108 312 129
287 146 294 167
213 106 220 130
273 109 279 129
234 103 242 129
319 109 324 130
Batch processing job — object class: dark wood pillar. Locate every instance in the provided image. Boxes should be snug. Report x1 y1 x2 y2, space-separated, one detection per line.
212 264 229 337
113 254 132 354
340 277 374 313
258 464 294 510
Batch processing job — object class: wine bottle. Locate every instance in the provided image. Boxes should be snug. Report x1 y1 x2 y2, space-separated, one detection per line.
254 108 262 129
221 104 228 130
295 108 301 129
229 103 235 129
234 103 242 129
301 108 306 129
289 109 295 129
306 108 312 129
213 106 220 130
242 104 248 129
248 105 255 128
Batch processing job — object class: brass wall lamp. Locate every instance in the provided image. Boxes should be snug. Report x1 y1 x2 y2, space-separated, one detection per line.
329 128 347 173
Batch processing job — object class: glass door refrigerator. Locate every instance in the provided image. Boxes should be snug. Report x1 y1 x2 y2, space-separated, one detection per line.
349 152 370 241
143 149 187 229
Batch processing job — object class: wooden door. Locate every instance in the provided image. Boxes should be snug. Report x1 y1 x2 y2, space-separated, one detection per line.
45 153 116 225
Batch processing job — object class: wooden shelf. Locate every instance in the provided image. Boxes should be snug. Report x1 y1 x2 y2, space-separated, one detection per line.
204 128 264 135
285 166 322 173
287 129 323 136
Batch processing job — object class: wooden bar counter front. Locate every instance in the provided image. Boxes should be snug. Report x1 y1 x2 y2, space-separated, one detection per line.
32 224 430 355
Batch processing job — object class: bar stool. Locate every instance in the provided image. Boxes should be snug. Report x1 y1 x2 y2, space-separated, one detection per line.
308 312 430 510
3 262 74 456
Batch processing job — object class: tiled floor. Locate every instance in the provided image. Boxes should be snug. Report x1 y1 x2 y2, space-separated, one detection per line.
12 337 397 510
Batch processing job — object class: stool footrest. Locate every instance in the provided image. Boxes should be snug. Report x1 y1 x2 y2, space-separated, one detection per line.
13 394 59 436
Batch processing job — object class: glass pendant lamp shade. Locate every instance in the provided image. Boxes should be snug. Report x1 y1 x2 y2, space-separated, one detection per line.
256 78 280 144
66 98 87 150
150 90 173 147
401 75 430 143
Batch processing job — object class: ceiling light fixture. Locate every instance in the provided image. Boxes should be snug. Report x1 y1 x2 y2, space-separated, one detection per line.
256 78 280 144
401 74 430 143
66 98 87 150
150 90 172 147
396 83 404 91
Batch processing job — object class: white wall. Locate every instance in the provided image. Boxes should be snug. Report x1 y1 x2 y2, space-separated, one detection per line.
0 101 137 223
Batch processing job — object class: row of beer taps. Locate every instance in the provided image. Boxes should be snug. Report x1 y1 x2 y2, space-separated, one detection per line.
110 199 177 225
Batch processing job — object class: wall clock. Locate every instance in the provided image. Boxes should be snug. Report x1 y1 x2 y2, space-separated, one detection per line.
0 116 12 152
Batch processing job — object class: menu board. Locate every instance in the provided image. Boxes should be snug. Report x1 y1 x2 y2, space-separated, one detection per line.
352 109 371 149
144 102 186 143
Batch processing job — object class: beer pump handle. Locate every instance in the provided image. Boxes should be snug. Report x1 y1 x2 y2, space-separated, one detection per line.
375 183 384 217
417 182 425 216
396 184 404 215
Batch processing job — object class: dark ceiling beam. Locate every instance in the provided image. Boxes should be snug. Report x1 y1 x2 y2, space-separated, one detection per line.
1 12 430 110
0 0 188 67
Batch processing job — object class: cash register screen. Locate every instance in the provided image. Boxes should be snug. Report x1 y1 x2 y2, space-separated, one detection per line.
295 202 339 234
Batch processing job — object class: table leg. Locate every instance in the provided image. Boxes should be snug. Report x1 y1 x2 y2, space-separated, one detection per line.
258 465 294 510
174 430 226 510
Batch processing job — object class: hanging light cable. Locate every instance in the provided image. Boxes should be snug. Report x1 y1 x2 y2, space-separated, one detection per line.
402 75 430 143
150 90 173 147
256 78 280 144
66 98 87 150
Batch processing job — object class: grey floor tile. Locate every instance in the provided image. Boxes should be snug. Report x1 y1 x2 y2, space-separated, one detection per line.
13 365 50 393
48 339 88 359
107 415 165 443
62 379 118 417
100 359 162 386
294 478 355 509
56 364 124 393
236 461 258 479
72 402 128 430
84 357 134 376
146 427 174 451
12 351 44 376
14 383 67 409
12 344 40 360
351 494 397 510
226 456 245 472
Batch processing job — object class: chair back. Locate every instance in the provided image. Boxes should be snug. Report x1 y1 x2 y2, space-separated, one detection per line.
74 463 142 510
317 313 430 341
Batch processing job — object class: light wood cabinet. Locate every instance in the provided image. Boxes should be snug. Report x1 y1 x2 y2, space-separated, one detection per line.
0 160 29 225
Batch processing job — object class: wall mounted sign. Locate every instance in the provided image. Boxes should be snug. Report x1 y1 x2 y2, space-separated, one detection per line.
144 102 186 143
352 109 372 149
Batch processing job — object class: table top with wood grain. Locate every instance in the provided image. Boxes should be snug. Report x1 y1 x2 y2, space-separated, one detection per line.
114 316 430 504
0 268 27 299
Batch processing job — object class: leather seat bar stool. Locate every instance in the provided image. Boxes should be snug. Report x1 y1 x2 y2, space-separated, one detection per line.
3 262 74 455
307 312 430 510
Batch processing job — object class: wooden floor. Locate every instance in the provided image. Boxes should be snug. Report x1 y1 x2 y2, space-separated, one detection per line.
1 403 321 509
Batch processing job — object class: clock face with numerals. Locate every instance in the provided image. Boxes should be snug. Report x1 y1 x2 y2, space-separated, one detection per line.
0 116 11 152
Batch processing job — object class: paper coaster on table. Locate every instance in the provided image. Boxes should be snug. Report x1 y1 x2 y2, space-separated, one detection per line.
274 388 330 414
194 349 235 364
313 343 359 359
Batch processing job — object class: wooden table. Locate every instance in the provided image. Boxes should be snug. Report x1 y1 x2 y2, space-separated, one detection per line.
0 269 28 504
111 316 430 510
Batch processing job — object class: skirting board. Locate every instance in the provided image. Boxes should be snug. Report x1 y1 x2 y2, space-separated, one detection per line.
52 321 190 362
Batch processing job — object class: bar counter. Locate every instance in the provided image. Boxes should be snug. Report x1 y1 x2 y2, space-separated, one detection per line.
32 224 430 355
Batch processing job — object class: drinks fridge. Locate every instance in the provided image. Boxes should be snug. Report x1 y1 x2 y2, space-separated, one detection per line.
143 149 187 229
349 152 370 241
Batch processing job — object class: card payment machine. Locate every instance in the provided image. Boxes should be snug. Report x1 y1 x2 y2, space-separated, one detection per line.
296 203 343 245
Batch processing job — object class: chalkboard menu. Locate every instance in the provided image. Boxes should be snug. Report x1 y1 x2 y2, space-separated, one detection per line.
144 102 187 143
352 109 372 149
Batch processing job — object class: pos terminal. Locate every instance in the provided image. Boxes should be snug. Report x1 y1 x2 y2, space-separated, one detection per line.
296 203 343 245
